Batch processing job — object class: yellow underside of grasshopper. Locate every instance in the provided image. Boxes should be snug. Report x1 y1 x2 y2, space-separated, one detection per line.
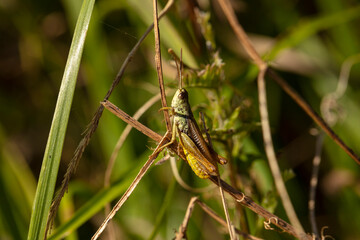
177 129 217 179
182 147 211 179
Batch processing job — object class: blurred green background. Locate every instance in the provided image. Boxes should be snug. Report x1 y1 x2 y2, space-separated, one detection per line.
1 0 360 239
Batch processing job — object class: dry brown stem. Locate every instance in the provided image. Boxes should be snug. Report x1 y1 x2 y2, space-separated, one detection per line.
91 129 172 240
153 0 171 131
175 197 262 240
258 67 305 234
175 197 198 240
200 112 236 240
309 54 360 238
104 94 162 189
216 0 305 235
309 133 324 238
196 200 263 240
103 93 161 238
216 0 360 239
208 176 312 240
215 0 360 165
268 69 360 165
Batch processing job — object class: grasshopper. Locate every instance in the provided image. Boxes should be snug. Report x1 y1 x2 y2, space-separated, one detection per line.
159 87 227 179
156 50 236 239
155 50 228 180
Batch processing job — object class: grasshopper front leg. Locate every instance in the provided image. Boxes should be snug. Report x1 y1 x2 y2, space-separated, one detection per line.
155 107 178 154
155 124 176 154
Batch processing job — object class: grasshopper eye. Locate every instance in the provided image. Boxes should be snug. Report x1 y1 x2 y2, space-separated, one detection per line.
178 89 188 99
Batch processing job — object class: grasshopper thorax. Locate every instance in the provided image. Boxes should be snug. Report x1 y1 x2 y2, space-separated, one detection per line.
171 88 192 117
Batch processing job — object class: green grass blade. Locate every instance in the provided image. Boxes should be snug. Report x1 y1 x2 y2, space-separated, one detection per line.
48 176 133 240
148 178 176 240
27 0 96 239
267 5 360 60
0 129 36 239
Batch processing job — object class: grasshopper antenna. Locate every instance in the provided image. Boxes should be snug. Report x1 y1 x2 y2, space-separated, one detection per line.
168 48 182 89
179 48 183 89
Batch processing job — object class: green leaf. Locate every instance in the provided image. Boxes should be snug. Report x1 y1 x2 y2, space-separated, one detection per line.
27 0 96 239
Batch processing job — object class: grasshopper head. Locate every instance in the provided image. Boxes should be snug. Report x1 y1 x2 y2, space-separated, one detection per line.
171 88 191 116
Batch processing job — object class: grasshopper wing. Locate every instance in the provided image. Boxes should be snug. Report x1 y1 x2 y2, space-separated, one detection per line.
188 117 227 165
178 130 218 177
187 117 215 161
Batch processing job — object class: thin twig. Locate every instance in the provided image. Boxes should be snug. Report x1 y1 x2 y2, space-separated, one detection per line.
101 101 163 142
334 54 360 98
217 1 360 239
101 99 312 239
216 0 360 165
216 0 305 235
103 94 161 238
320 54 360 126
45 1 175 237
208 176 312 240
91 130 172 240
216 0 265 68
258 67 305 235
102 100 180 158
200 112 236 240
45 106 103 238
218 178 237 240
309 132 324 238
176 197 261 240
153 0 171 131
309 54 360 238
104 94 161 189
268 69 360 165
175 197 199 240
196 200 263 240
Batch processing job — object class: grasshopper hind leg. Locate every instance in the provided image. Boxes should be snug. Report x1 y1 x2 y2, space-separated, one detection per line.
198 112 228 166
217 154 227 165
182 148 212 179
177 128 218 178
